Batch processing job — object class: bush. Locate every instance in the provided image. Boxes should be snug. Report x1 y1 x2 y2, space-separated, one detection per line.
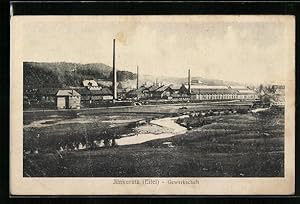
236 108 249 114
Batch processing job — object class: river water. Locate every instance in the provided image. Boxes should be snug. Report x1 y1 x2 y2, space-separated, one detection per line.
116 116 188 146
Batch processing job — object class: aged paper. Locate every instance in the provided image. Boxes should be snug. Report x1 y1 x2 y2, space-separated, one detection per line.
10 15 295 195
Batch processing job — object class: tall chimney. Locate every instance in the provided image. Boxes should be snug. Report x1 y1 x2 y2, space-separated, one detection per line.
112 39 117 100
136 65 139 89
188 69 191 94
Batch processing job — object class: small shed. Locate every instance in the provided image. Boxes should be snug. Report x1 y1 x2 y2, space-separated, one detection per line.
56 89 81 109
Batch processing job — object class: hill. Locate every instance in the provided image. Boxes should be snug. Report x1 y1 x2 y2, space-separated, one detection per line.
23 62 136 89
23 62 243 91
139 75 242 87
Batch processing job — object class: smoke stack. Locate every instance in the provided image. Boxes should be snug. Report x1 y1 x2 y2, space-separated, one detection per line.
188 69 191 94
136 65 139 89
112 39 117 100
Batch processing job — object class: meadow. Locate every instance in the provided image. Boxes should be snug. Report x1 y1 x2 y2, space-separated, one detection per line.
23 104 284 177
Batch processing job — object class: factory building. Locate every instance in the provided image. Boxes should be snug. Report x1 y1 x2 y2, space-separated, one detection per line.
89 88 113 101
151 85 173 99
126 86 150 100
229 86 258 101
189 85 237 101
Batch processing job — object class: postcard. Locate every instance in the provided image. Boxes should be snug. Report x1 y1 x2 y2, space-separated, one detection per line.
10 15 295 195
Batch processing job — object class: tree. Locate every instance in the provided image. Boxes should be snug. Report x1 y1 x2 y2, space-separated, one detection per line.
259 84 264 93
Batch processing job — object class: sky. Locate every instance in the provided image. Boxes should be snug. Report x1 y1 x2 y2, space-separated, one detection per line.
15 15 294 84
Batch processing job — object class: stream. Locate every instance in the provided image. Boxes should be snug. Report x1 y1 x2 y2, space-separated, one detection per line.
116 116 188 146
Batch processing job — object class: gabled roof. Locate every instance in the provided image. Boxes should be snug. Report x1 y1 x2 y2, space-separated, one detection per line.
155 85 171 92
74 87 91 95
56 90 80 97
90 87 112 96
101 87 113 95
126 86 147 96
148 85 162 92
82 80 98 87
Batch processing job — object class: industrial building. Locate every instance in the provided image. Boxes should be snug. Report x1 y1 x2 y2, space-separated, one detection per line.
189 85 238 101
182 69 258 101
126 86 150 100
229 86 258 101
151 85 173 99
89 88 113 101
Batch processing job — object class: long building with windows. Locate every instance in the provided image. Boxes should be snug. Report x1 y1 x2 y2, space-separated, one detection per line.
189 85 237 101
175 84 258 101
229 86 258 101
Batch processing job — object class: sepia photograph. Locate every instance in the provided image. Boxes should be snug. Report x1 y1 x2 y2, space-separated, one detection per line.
10 15 295 195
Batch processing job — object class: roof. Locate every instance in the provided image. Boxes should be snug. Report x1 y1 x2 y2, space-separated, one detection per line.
126 86 147 96
37 88 59 96
97 80 112 87
88 86 102 90
229 86 248 90
82 80 98 87
117 88 127 93
155 85 171 92
56 90 80 97
74 87 91 95
182 84 230 90
170 84 183 90
90 87 112 96
237 89 257 94
190 85 229 90
148 85 162 92
191 79 203 84
191 88 236 95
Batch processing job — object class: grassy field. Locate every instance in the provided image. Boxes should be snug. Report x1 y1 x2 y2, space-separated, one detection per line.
24 112 164 153
23 106 284 177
